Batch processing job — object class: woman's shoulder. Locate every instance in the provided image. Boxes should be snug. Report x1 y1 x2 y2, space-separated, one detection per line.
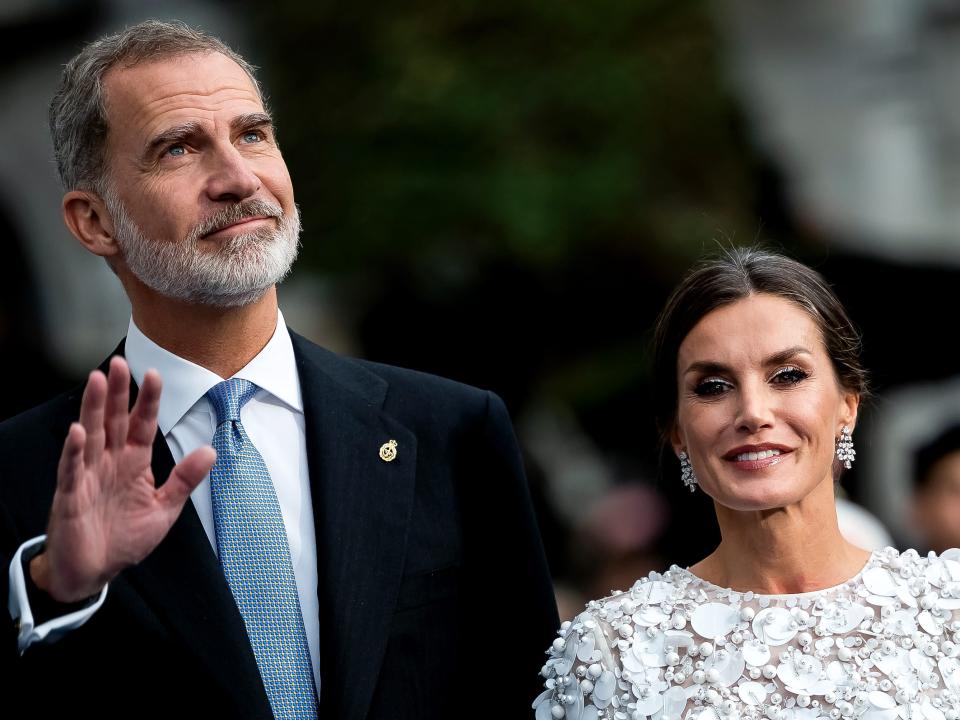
581 568 692 620
859 546 960 595
563 566 699 644
533 568 697 718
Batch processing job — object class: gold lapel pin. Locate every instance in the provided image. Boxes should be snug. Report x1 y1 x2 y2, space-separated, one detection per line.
379 439 398 462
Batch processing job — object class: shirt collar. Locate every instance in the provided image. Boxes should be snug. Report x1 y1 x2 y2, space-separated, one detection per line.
125 309 303 435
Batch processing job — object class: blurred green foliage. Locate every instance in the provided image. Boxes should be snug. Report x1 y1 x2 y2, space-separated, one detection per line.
241 0 768 479
246 0 757 276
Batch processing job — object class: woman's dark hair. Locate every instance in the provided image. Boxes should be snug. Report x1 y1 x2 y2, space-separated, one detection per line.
652 247 868 440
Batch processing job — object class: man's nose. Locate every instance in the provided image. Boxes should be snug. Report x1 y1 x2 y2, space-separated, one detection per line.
204 144 261 202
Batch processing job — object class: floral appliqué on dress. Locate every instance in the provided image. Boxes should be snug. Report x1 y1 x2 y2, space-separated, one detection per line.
534 548 960 720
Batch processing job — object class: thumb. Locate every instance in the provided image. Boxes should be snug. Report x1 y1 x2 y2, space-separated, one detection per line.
157 446 216 509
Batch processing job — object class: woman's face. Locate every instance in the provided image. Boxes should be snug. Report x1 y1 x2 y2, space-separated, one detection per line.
672 293 858 512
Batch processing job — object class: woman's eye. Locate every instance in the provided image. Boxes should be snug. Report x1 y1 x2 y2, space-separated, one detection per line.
772 367 809 384
694 379 732 396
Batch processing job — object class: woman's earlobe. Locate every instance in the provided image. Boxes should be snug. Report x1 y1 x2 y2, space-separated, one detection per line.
669 424 683 458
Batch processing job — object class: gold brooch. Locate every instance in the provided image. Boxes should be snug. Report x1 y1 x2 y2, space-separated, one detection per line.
379 439 398 462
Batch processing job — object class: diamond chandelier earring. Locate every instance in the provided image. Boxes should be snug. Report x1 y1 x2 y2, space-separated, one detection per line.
836 426 856 469
679 451 697 492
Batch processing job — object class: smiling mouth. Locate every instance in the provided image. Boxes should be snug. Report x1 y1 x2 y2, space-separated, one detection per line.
202 216 271 238
722 445 793 470
734 449 781 462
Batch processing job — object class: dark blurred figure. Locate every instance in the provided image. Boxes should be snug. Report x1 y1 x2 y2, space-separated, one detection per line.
912 425 960 553
0 205 70 419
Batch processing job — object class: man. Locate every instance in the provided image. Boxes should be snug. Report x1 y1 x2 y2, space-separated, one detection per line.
0 20 558 719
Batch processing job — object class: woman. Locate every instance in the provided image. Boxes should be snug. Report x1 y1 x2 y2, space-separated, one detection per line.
534 248 960 720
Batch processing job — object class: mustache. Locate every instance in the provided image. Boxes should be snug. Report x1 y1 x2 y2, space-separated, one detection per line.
188 199 284 243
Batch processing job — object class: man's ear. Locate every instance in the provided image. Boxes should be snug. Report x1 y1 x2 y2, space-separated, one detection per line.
62 190 120 258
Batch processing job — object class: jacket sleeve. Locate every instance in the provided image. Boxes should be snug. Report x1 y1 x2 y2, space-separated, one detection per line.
460 390 560 711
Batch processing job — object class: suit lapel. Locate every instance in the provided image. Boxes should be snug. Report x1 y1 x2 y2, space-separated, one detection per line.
122 430 273 719
101 350 273 719
291 334 418 720
101 333 416 719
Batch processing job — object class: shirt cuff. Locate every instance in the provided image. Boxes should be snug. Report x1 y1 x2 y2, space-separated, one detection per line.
8 535 108 654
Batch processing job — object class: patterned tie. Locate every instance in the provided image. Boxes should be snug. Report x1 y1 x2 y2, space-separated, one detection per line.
206 379 318 719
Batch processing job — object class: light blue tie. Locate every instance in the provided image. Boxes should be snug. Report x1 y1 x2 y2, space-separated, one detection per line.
207 379 318 720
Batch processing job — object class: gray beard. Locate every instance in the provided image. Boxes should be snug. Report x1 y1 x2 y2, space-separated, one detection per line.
105 193 301 308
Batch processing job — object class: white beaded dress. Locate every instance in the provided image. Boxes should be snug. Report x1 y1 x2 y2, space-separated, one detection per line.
534 548 960 720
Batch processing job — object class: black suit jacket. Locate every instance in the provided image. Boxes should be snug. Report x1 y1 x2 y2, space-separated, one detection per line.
0 332 558 719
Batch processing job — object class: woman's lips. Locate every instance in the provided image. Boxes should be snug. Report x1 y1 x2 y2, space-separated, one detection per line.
723 445 793 471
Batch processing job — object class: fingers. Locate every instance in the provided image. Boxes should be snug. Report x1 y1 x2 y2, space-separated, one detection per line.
128 369 162 447
157 446 216 510
56 422 87 494
78 369 107 467
104 356 131 451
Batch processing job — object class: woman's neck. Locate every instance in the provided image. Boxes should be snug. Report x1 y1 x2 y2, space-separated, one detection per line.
690 481 872 594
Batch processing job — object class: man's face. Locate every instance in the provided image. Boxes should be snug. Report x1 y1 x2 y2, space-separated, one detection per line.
100 51 299 306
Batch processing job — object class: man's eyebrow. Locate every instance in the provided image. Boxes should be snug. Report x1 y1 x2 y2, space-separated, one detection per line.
682 346 813 378
142 113 275 163
144 121 203 160
231 112 274 133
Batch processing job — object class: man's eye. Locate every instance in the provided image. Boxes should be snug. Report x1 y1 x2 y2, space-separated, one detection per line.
166 144 186 157
242 131 263 143
694 379 731 396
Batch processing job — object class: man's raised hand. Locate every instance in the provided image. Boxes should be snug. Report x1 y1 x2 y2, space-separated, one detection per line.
30 357 216 602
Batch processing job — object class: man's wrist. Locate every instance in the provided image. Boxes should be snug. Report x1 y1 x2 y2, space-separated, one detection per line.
10 536 110 652
22 544 100 622
27 549 50 594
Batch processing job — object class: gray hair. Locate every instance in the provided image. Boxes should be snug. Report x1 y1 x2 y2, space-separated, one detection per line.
49 19 265 193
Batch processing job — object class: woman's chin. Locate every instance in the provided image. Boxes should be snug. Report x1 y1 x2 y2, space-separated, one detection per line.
706 482 805 513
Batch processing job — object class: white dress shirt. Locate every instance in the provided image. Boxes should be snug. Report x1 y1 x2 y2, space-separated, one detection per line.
8 310 321 695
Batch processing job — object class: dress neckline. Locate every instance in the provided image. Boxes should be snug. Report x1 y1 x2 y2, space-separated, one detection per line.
670 548 878 599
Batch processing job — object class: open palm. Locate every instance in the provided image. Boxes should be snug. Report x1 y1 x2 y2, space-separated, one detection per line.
32 357 215 602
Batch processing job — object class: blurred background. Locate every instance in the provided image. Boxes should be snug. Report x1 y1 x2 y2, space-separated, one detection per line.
5 0 960 620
